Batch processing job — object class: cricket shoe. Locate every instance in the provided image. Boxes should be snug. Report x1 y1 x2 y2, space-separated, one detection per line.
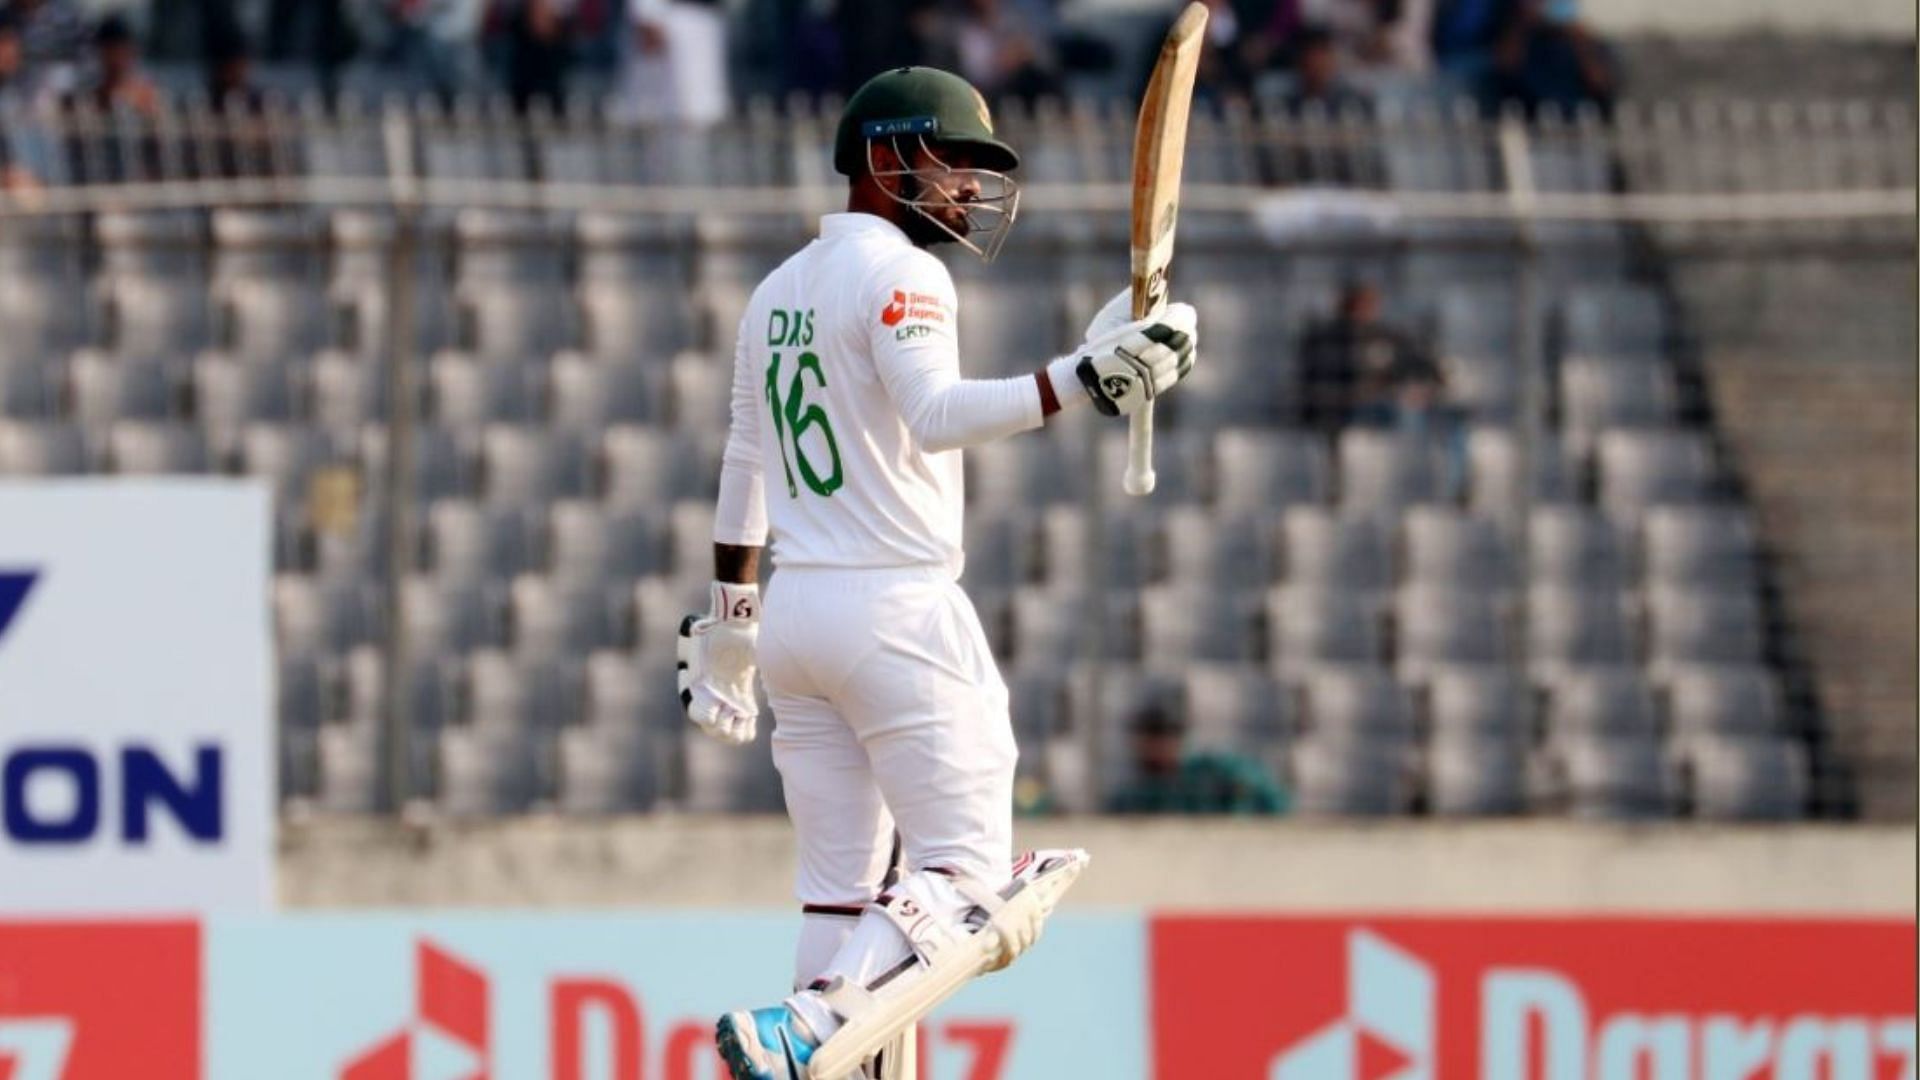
716 1004 820 1080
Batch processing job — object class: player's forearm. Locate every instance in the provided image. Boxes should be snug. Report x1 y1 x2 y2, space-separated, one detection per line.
894 370 1045 454
713 542 761 586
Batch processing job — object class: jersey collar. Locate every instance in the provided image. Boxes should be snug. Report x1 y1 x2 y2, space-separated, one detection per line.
820 212 913 247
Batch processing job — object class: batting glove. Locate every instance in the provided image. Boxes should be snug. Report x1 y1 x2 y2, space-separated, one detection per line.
1046 302 1198 418
676 581 760 746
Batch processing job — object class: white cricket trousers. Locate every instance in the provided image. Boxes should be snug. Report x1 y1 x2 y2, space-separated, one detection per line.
759 564 1017 908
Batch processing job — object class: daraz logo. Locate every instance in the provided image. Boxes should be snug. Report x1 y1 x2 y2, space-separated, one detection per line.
1270 931 1434 1080
881 291 908 327
342 941 490 1080
0 571 38 645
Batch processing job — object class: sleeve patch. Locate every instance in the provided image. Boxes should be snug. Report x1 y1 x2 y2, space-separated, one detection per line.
879 289 950 329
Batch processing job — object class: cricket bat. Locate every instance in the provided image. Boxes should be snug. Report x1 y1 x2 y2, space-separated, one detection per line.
1124 1 1209 497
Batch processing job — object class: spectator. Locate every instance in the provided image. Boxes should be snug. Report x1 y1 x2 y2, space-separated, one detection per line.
1280 24 1371 115
1296 280 1443 436
8 0 85 97
206 19 263 111
0 13 37 190
1188 0 1265 105
387 0 487 106
1487 0 1616 117
951 0 1060 104
78 15 159 117
613 0 728 126
503 0 574 115
1107 705 1288 815
1430 0 1514 92
265 0 359 103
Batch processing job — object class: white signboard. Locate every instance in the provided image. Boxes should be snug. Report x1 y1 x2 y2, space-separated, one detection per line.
0 481 274 913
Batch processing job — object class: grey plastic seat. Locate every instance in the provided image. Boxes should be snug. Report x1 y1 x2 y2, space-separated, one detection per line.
962 510 1030 590
1560 285 1667 356
67 350 179 425
1597 430 1716 518
1545 729 1673 819
667 500 718 581
508 575 621 661
967 433 1076 509
438 651 544 816
1675 733 1807 821
1443 353 1520 420
632 574 710 659
191 354 296 443
682 719 783 812
600 425 680 509
1280 508 1392 593
1645 587 1765 669
1032 506 1093 590
1467 426 1572 522
0 358 56 418
1543 666 1660 740
1641 505 1760 592
1009 589 1098 668
315 716 383 813
1428 728 1527 815
1338 428 1447 514
99 276 212 355
399 577 502 656
428 352 541 429
954 278 1064 378
1526 586 1638 673
1296 665 1412 747
1394 585 1509 678
1400 507 1516 591
1428 665 1530 739
216 277 328 358
1213 428 1331 513
546 500 667 586
1181 663 1291 760
453 209 565 285
236 423 331 500
549 352 658 430
0 422 87 474
1664 664 1784 740
1529 505 1631 589
1138 584 1259 665
310 351 388 437
106 422 209 475
1561 356 1677 458
0 277 89 361
668 353 730 430
579 279 693 360
1005 663 1069 743
273 575 376 656
1159 506 1276 589
1098 428 1202 504
1433 283 1516 356
421 500 536 584
559 709 660 812
1289 737 1414 815
359 425 470 502
457 283 573 360
477 425 588 507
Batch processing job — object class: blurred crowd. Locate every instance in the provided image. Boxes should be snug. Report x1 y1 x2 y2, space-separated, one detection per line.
0 0 1618 124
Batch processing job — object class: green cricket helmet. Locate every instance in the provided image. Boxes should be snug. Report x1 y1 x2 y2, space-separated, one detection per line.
834 66 1021 176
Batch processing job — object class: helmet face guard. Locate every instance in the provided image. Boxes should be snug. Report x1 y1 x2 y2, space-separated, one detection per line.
863 119 1021 263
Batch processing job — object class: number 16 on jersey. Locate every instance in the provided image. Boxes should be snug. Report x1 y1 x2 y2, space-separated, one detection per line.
767 350 844 498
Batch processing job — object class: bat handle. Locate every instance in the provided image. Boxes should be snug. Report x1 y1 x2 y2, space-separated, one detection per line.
1124 402 1156 496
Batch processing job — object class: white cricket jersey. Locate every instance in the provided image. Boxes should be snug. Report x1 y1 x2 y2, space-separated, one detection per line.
713 213 1048 577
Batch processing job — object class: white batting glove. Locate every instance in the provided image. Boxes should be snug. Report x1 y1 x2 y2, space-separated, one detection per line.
676 581 760 746
1046 302 1198 418
1083 287 1134 341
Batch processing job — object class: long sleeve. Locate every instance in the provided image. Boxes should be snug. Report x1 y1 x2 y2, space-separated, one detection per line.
866 250 1044 455
713 312 768 546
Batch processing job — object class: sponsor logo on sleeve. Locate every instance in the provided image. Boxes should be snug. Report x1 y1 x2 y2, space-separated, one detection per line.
879 289 949 330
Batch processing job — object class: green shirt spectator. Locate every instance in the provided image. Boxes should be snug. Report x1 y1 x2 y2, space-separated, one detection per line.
1105 705 1289 815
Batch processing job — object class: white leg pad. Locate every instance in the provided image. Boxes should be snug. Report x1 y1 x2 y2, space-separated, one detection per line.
808 849 1089 1080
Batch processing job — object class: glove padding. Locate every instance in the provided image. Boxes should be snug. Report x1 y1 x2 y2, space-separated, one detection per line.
1071 302 1198 418
676 581 760 746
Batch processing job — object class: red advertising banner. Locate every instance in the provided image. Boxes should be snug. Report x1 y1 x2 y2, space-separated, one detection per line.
1152 916 1917 1080
0 921 200 1080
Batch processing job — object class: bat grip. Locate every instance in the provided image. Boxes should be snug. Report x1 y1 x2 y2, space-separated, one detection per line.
1124 402 1156 496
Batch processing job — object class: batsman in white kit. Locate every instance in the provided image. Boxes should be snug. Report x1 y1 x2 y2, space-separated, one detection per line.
674 66 1201 1080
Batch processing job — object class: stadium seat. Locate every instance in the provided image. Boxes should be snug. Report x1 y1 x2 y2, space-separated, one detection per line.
1399 506 1516 591
579 278 694 361
1337 428 1449 514
1137 584 1261 665
1296 666 1414 746
191 353 298 443
66 349 180 426
953 275 1066 379
98 276 212 355
1528 505 1631 590
1466 426 1572 521
1096 428 1203 504
1433 284 1518 357
235 423 333 500
427 352 542 429
1542 666 1660 740
456 283 573 359
548 352 660 430
1279 507 1392 593
310 352 388 437
274 576 377 657
358 425 469 502
1007 588 1101 668
399 577 502 657
1212 428 1331 514
476 425 589 507
1180 663 1292 774
453 209 566 286
438 651 546 816
1664 664 1785 740
1158 506 1278 589
1427 727 1528 815
666 500 718 581
0 421 86 475
1393 585 1511 679
1559 285 1668 357
0 277 88 362
1289 737 1415 815
1560 356 1677 459
962 510 1032 589
1673 733 1808 821
421 501 537 584
1641 505 1761 592
600 425 680 509
1644 586 1766 669
966 433 1078 509
545 500 668 586
216 277 328 358
632 575 710 660
681 722 783 812
1526 586 1639 673
507 575 624 660
1597 429 1716 518
1427 665 1532 740
667 353 730 430
1541 730 1674 819
105 421 209 475
1442 353 1521 420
